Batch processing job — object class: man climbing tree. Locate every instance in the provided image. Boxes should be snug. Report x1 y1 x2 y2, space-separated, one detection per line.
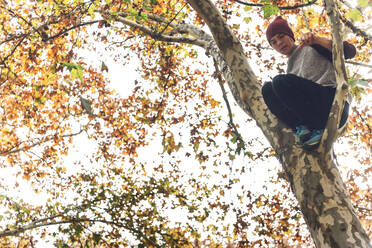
262 16 356 149
187 1 370 246
0 0 371 247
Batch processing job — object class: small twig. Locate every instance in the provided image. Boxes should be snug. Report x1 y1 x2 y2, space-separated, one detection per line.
346 61 372 69
352 106 372 136
0 6 42 37
157 3 187 37
27 150 47 164
212 58 246 151
301 8 311 31
253 146 272 160
0 36 26 65
0 129 84 156
111 35 135 46
148 3 187 49
0 33 29 46
353 205 372 213
46 20 101 41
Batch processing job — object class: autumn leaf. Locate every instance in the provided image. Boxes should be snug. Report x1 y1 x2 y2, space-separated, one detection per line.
263 5 279 19
80 96 93 116
0 0 370 247
346 9 363 22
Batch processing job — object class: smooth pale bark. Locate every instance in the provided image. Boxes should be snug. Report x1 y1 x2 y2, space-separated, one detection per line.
189 0 371 247
319 0 350 154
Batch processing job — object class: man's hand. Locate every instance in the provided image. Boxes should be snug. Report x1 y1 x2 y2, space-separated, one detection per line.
298 32 333 51
298 32 317 49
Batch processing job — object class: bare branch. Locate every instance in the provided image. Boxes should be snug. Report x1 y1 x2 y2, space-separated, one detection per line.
340 15 372 43
0 19 100 66
0 6 43 37
156 3 187 37
0 36 26 65
301 8 311 31
0 129 84 156
352 106 372 135
0 218 92 238
346 61 372 69
234 0 318 10
0 32 30 45
46 20 101 41
107 10 213 46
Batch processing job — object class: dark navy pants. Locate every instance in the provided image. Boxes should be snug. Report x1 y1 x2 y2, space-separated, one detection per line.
262 74 349 130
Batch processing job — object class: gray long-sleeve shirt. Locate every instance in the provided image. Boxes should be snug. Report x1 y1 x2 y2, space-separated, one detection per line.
287 42 356 87
286 42 356 102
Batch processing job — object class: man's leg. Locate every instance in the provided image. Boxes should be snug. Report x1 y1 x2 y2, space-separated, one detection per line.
261 81 302 130
339 102 349 128
271 74 336 130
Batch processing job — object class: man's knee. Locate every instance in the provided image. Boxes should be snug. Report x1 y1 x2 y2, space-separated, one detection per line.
272 74 288 82
339 102 350 128
272 74 291 90
262 81 272 92
261 81 274 100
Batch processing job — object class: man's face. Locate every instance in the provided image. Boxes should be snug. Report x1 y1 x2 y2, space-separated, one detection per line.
269 33 297 56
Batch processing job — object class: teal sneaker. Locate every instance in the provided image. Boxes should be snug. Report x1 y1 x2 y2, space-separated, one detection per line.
303 129 324 148
295 125 311 143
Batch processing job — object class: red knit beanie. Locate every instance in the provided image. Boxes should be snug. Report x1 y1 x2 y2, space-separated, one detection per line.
266 16 294 43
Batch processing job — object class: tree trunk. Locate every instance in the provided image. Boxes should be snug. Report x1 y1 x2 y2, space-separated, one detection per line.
188 0 371 247
280 147 370 247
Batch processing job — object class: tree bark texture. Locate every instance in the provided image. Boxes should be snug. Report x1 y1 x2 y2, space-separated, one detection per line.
188 0 371 247
319 0 350 154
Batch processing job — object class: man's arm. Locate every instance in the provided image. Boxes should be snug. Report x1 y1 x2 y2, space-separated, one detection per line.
299 33 357 61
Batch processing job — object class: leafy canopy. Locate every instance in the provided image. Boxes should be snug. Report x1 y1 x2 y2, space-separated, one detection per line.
0 0 371 247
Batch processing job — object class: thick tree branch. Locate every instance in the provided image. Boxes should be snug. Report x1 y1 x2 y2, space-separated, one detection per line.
234 0 317 9
116 12 173 28
103 12 207 47
320 0 349 154
114 10 200 38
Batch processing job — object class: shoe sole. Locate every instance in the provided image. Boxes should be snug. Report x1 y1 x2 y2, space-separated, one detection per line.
302 135 322 150
303 142 320 150
298 132 312 144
